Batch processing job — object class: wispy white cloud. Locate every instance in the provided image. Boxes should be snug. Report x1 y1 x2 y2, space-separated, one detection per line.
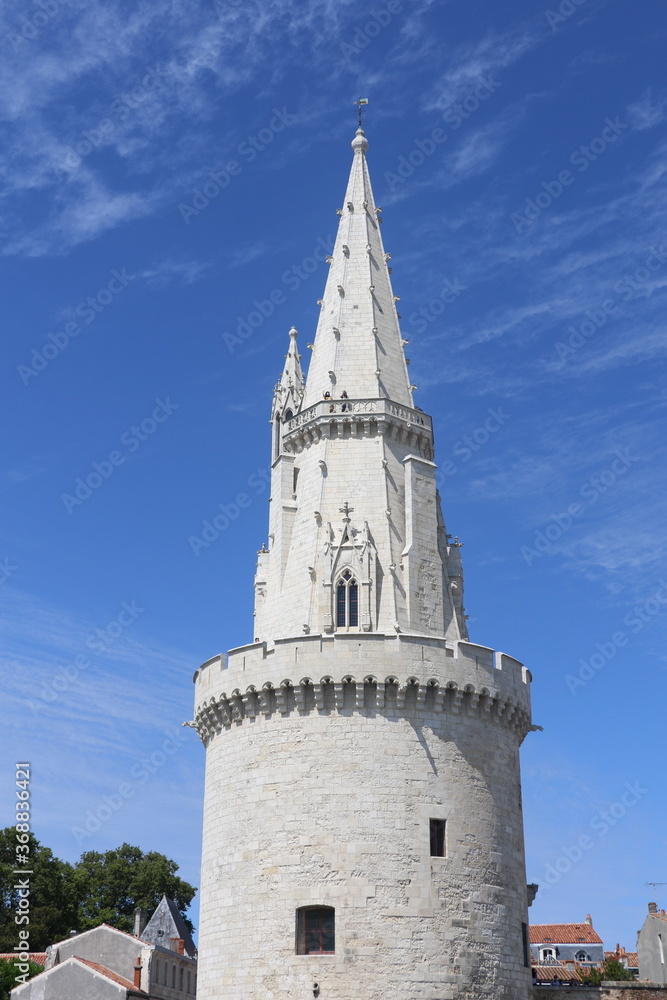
626 87 667 132
424 26 539 111
137 258 212 288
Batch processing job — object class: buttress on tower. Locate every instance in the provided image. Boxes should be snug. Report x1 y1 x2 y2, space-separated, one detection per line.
193 126 534 1000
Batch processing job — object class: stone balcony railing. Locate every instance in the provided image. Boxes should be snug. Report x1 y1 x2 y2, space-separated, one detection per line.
283 397 433 455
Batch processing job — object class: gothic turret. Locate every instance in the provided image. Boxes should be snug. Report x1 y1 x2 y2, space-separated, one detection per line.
255 127 467 643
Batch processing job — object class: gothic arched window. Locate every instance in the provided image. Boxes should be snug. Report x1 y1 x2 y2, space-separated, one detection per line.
336 570 358 628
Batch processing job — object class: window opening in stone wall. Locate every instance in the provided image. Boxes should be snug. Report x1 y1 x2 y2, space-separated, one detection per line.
293 466 299 496
429 818 446 857
180 966 184 990
296 906 335 954
522 923 530 967
336 570 358 628
172 965 176 988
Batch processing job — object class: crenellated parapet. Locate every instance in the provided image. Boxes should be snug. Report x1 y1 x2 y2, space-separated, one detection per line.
193 633 532 747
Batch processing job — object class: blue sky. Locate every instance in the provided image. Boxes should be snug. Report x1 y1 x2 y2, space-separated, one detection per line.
2 0 666 953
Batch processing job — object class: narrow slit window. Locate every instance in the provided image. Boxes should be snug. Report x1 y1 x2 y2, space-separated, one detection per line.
522 923 530 967
430 818 446 857
296 906 335 954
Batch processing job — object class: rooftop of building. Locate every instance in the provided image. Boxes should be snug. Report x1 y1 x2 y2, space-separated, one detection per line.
75 956 147 993
530 921 603 945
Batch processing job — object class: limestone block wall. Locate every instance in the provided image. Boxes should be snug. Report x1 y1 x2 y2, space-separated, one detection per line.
194 635 532 1000
256 400 443 643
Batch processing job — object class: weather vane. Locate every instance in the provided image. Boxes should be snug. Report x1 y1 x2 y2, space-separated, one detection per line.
355 96 369 127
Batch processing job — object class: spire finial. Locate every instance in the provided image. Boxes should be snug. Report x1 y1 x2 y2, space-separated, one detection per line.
354 96 369 128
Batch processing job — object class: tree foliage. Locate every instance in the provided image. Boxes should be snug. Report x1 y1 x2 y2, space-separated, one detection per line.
580 958 635 984
0 830 77 951
0 832 196 952
0 959 43 1000
72 843 196 934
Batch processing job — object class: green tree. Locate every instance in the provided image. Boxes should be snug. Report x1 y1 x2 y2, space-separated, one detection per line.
581 959 634 984
0 830 77 951
0 958 43 1000
0 833 196 950
71 843 196 934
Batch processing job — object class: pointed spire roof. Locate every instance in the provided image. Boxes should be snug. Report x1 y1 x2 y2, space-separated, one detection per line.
302 128 413 408
141 895 196 958
272 326 304 420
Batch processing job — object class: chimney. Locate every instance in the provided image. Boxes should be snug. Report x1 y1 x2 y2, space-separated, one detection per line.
649 902 658 914
585 914 593 927
134 907 149 937
170 937 185 955
133 958 141 989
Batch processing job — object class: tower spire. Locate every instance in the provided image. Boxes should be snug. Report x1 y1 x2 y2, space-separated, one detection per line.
301 126 413 409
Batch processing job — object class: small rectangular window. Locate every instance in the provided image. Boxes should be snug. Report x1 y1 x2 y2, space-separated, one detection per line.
296 906 335 954
429 818 446 857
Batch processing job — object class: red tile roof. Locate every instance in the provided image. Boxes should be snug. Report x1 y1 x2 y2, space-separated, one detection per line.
533 964 584 982
605 949 639 966
0 953 47 967
530 923 603 945
74 957 147 993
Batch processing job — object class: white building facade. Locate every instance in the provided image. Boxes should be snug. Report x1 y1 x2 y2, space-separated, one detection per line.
193 126 535 999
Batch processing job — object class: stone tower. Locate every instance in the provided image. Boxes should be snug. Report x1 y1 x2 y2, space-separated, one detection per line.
193 127 534 1000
